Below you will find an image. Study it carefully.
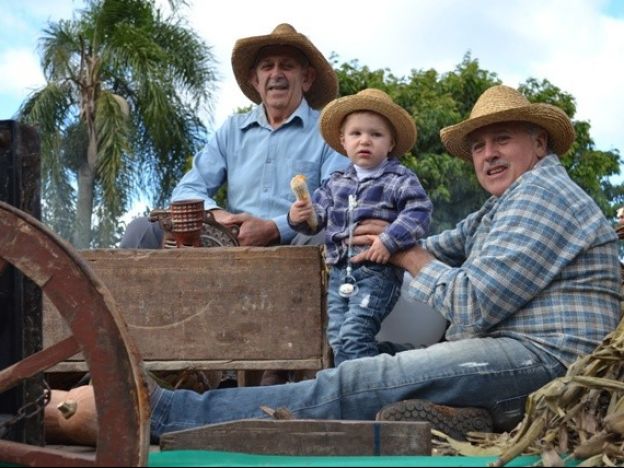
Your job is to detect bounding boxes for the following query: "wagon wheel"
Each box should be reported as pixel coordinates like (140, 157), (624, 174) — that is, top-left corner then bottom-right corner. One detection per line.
(0, 201), (149, 466)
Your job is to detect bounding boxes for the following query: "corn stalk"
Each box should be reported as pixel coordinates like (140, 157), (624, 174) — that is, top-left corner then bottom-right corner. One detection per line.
(439, 291), (624, 467)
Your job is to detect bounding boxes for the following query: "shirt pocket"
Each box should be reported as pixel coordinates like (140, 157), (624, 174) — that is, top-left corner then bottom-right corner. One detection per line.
(286, 161), (320, 200)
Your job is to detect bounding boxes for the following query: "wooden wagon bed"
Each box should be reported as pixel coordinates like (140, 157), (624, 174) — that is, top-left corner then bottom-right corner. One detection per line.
(43, 246), (331, 381)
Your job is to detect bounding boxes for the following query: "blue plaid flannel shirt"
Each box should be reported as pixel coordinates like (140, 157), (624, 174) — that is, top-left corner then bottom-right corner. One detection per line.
(407, 154), (621, 366)
(290, 158), (432, 265)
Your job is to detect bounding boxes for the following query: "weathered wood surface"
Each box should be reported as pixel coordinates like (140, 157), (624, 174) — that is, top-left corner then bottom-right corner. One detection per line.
(0, 120), (43, 445)
(43, 246), (329, 371)
(159, 419), (432, 456)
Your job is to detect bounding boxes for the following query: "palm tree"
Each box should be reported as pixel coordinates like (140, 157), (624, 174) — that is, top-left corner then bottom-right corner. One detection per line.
(19, 0), (217, 248)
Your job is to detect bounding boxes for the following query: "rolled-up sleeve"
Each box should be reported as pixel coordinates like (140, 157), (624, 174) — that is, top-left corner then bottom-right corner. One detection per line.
(171, 127), (228, 209)
(407, 185), (602, 335)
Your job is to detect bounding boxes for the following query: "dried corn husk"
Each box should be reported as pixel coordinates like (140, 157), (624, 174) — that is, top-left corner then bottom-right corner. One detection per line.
(290, 174), (318, 230)
(437, 308), (624, 466)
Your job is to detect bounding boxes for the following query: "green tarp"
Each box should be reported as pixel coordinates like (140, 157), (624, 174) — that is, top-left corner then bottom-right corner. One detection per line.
(147, 451), (544, 467)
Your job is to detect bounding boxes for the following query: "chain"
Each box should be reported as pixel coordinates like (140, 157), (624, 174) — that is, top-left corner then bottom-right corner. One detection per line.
(0, 380), (51, 438)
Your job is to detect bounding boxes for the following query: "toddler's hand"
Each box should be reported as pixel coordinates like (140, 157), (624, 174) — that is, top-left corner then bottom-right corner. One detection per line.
(366, 237), (391, 264)
(289, 200), (314, 225)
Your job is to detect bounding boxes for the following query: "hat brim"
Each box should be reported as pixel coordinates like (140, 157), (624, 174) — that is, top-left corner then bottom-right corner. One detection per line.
(320, 95), (417, 157)
(231, 33), (337, 109)
(440, 104), (575, 161)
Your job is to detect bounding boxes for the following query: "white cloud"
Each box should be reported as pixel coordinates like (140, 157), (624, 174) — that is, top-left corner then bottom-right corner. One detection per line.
(1, 0), (623, 156)
(526, 10), (624, 152)
(182, 0), (624, 158)
(0, 48), (44, 93)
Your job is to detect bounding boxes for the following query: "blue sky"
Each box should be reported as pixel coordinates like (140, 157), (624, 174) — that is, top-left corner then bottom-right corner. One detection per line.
(605, 0), (624, 16)
(1, 0), (623, 213)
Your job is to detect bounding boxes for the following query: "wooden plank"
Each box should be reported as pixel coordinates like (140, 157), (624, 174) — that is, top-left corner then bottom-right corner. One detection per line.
(159, 419), (432, 456)
(43, 246), (327, 369)
(46, 359), (323, 373)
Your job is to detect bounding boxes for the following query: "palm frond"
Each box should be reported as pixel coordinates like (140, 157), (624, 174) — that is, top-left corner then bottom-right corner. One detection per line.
(152, 20), (218, 107)
(39, 20), (82, 83)
(95, 91), (132, 213)
(18, 83), (74, 134)
(21, 0), (217, 245)
(90, 0), (152, 50)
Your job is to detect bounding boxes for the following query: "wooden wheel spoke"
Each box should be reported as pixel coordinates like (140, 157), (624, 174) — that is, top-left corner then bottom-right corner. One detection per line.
(0, 201), (149, 466)
(0, 337), (80, 394)
(0, 440), (96, 467)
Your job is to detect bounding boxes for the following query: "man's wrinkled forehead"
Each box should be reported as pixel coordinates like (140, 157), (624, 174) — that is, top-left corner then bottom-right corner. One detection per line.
(253, 45), (309, 67)
(467, 121), (527, 143)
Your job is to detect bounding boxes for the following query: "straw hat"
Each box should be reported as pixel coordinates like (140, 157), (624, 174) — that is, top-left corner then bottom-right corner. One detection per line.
(320, 88), (417, 157)
(231, 23), (338, 109)
(440, 85), (575, 161)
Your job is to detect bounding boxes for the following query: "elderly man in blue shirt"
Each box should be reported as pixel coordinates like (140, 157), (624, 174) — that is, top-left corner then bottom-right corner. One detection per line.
(121, 23), (348, 248)
(121, 23), (349, 387)
(52, 85), (621, 443)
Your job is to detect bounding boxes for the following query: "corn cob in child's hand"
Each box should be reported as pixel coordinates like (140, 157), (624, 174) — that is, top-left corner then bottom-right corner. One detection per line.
(290, 174), (318, 230)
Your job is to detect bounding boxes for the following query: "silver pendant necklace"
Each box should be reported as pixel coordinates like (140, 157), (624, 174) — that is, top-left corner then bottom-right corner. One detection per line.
(339, 194), (358, 298)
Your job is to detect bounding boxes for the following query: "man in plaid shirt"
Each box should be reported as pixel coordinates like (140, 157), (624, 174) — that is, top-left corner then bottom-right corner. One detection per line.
(366, 85), (621, 435)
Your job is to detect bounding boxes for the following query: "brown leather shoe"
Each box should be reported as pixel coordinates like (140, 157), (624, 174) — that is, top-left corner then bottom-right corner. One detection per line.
(375, 399), (493, 441)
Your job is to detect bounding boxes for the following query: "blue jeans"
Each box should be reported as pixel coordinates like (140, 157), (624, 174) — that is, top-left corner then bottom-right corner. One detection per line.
(327, 263), (402, 365)
(150, 336), (566, 440)
(120, 216), (164, 248)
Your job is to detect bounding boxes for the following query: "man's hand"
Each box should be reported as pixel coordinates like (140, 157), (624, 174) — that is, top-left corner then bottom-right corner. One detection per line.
(210, 209), (279, 246)
(390, 246), (434, 277)
(351, 219), (389, 246)
(209, 209), (242, 227)
(348, 219), (388, 263)
(348, 218), (434, 276)
(361, 237), (391, 264)
(236, 216), (280, 246)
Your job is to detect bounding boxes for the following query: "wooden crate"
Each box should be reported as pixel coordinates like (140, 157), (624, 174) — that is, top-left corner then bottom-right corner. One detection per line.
(43, 246), (329, 373)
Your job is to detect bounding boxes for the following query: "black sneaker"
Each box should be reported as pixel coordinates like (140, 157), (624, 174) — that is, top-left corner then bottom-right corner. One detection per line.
(375, 399), (493, 441)
(218, 370), (239, 388)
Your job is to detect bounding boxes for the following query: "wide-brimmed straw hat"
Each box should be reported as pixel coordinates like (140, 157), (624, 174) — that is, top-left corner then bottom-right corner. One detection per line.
(320, 88), (417, 157)
(231, 23), (338, 109)
(440, 85), (575, 161)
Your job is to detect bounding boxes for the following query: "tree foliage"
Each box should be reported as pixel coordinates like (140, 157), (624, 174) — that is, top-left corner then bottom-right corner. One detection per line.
(18, 0), (217, 247)
(334, 53), (623, 233)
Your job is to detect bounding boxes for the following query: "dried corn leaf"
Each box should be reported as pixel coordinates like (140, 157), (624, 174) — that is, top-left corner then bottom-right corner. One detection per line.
(604, 411), (624, 435)
(572, 431), (610, 459)
(576, 454), (606, 467)
(431, 429), (502, 457)
(541, 445), (564, 467)
(571, 375), (624, 392)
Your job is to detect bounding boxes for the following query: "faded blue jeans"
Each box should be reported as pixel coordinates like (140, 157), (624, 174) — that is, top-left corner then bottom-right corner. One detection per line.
(327, 263), (402, 365)
(150, 336), (566, 440)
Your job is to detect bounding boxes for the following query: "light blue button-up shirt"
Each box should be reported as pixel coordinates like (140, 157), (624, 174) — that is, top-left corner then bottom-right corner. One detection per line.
(172, 99), (349, 243)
